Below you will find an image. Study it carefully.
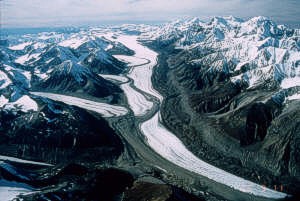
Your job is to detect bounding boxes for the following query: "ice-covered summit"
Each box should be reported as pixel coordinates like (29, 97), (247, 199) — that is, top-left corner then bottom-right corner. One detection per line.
(141, 16), (300, 93)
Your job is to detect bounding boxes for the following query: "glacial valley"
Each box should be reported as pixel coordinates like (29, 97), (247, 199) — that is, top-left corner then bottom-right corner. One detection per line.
(0, 17), (299, 201)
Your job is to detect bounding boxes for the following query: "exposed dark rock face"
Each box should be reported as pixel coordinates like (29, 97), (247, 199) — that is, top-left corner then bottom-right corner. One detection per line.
(0, 39), (9, 47)
(29, 45), (77, 73)
(107, 41), (135, 56)
(241, 97), (285, 146)
(18, 166), (134, 201)
(163, 47), (245, 115)
(152, 44), (300, 196)
(32, 60), (123, 102)
(242, 102), (273, 146)
(124, 182), (205, 201)
(0, 97), (124, 164)
(10, 163), (208, 201)
(261, 101), (300, 178)
(81, 50), (126, 75)
(189, 82), (241, 113)
(20, 42), (127, 104)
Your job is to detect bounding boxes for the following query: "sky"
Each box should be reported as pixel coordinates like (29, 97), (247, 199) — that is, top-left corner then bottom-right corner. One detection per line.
(1, 0), (300, 28)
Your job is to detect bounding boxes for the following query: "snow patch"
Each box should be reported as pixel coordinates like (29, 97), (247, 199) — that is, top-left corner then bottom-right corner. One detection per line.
(9, 42), (32, 50)
(4, 95), (38, 112)
(4, 65), (32, 88)
(34, 69), (50, 80)
(0, 95), (9, 107)
(287, 93), (300, 101)
(59, 37), (87, 49)
(33, 42), (47, 49)
(15, 53), (40, 65)
(105, 44), (113, 51)
(281, 77), (300, 89)
(0, 70), (12, 89)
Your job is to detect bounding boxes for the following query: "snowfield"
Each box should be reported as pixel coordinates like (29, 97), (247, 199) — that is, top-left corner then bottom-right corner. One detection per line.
(31, 92), (128, 117)
(59, 37), (87, 49)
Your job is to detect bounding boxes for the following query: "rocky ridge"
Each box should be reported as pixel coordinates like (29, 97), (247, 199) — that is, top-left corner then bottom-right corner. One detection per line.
(143, 16), (300, 196)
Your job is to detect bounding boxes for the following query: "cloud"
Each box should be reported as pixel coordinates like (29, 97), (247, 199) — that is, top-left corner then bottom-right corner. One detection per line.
(1, 0), (300, 27)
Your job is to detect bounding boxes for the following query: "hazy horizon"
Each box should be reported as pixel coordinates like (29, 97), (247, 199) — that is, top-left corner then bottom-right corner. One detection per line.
(1, 0), (300, 28)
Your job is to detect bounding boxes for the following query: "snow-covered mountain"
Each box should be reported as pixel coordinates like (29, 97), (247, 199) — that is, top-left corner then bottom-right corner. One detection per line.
(0, 28), (130, 113)
(1, 17), (300, 200)
(34, 59), (122, 99)
(138, 17), (300, 196)
(141, 16), (300, 100)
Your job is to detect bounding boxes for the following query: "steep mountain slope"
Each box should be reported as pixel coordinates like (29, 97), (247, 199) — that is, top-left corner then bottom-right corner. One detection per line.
(81, 49), (125, 74)
(33, 60), (122, 101)
(0, 29), (132, 201)
(146, 16), (300, 195)
(144, 16), (300, 92)
(1, 30), (129, 106)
